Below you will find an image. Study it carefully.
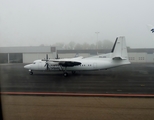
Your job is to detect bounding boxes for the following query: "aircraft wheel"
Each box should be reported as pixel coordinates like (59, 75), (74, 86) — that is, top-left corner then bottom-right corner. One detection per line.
(29, 71), (33, 75)
(63, 72), (68, 77)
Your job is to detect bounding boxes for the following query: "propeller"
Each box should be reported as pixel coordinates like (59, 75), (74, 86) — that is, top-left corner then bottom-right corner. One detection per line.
(44, 62), (49, 70)
(55, 53), (60, 59)
(46, 54), (48, 60)
(44, 54), (49, 70)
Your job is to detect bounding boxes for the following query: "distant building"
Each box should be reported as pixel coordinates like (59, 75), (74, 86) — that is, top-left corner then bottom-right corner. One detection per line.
(0, 46), (56, 63)
(0, 46), (154, 63)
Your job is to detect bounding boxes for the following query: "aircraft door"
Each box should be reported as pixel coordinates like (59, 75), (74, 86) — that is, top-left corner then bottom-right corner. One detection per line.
(93, 63), (97, 69)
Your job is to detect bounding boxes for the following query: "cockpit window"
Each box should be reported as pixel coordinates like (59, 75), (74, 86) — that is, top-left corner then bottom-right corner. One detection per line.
(33, 62), (36, 64)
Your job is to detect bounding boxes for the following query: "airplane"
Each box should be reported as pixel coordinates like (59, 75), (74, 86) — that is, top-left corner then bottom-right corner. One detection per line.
(147, 24), (154, 33)
(24, 36), (130, 77)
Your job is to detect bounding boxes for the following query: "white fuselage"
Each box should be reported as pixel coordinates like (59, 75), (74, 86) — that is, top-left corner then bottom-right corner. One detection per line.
(24, 57), (130, 72)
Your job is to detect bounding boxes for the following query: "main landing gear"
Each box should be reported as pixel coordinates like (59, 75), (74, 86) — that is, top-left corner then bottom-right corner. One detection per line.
(63, 71), (76, 77)
(63, 72), (68, 77)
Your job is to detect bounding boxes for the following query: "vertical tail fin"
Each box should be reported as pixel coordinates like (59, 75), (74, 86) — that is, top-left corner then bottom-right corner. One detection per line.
(111, 36), (128, 60)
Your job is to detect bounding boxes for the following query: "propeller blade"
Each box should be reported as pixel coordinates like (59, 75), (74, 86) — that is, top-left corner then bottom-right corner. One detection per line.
(47, 63), (49, 70)
(44, 54), (50, 70)
(46, 54), (48, 60)
(57, 54), (58, 59)
(44, 62), (49, 70)
(55, 53), (59, 59)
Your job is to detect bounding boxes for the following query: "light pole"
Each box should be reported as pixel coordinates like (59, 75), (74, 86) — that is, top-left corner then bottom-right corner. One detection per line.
(95, 32), (99, 50)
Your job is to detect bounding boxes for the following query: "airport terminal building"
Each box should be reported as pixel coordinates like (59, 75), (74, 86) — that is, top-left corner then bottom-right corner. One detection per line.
(0, 46), (154, 63)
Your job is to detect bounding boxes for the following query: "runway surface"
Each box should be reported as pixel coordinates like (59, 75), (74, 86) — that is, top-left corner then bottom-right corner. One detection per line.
(1, 63), (154, 95)
(2, 63), (154, 120)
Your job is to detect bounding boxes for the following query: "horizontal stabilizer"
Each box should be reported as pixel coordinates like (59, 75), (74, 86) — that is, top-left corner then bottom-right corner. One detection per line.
(112, 57), (127, 60)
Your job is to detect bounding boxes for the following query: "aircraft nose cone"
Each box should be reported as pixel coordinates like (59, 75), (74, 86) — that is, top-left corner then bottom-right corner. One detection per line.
(24, 65), (31, 69)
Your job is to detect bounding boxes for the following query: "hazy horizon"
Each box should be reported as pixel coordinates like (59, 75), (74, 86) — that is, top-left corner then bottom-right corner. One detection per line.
(1, 0), (154, 48)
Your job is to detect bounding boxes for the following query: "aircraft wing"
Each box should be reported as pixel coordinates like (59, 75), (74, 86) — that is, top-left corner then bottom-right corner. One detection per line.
(52, 59), (81, 67)
(58, 61), (81, 67)
(48, 58), (82, 67)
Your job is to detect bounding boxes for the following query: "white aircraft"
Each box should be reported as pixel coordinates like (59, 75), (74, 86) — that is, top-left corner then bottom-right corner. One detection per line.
(24, 36), (130, 77)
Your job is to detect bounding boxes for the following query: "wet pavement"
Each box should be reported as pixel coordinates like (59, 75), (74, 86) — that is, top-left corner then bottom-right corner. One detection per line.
(0, 63), (154, 94)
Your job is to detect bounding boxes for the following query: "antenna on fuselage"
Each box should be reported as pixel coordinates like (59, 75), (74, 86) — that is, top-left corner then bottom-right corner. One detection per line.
(55, 53), (60, 59)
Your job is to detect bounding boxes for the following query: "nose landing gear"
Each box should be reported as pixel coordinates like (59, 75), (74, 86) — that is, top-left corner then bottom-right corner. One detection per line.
(29, 70), (33, 75)
(29, 71), (33, 75)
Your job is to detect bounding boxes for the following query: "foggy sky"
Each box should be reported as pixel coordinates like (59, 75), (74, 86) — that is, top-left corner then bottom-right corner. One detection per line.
(0, 0), (154, 48)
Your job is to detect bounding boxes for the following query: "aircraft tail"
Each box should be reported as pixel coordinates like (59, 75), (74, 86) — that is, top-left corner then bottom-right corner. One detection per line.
(111, 36), (129, 60)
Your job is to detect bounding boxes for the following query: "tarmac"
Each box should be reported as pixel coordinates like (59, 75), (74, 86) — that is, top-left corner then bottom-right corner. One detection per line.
(1, 63), (154, 120)
(0, 63), (154, 95)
